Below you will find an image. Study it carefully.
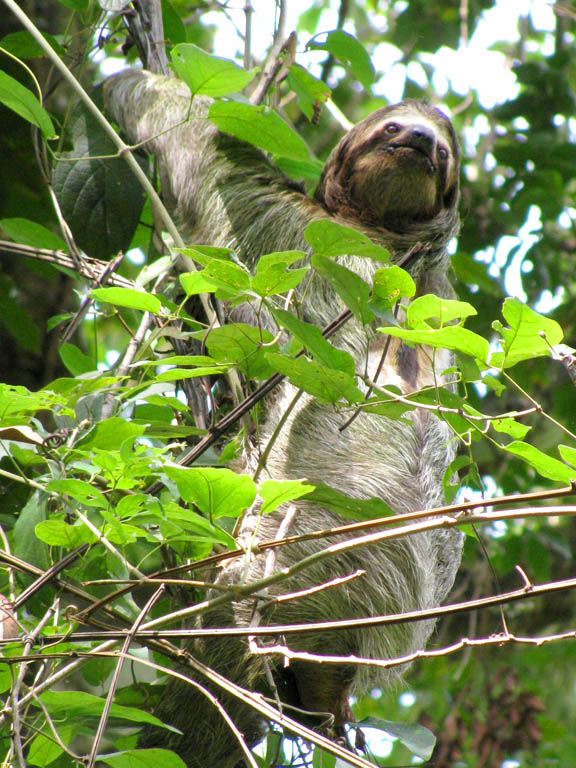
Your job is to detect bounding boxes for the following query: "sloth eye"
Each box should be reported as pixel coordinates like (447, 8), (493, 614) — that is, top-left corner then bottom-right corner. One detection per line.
(385, 123), (400, 134)
(438, 147), (449, 160)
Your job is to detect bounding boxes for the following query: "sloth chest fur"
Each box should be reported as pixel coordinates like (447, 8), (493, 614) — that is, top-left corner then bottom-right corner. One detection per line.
(254, 320), (454, 517)
(369, 335), (453, 391)
(262, 379), (452, 516)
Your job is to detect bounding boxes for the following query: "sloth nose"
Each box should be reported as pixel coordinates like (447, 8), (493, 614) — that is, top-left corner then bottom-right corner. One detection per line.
(406, 124), (436, 154)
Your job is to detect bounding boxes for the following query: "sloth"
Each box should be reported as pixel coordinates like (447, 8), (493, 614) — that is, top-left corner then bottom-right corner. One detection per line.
(104, 72), (463, 768)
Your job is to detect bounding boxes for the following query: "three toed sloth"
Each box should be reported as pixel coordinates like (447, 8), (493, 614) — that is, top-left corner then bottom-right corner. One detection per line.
(105, 72), (462, 768)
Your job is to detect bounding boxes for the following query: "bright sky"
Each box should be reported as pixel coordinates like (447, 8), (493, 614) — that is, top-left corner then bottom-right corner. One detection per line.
(204, 0), (556, 108)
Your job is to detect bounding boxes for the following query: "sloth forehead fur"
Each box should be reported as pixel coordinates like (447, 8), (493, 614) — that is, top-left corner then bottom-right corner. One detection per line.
(315, 99), (460, 232)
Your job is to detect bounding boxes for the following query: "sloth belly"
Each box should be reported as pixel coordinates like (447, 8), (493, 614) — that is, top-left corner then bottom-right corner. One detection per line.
(230, 331), (458, 726)
(260, 332), (454, 515)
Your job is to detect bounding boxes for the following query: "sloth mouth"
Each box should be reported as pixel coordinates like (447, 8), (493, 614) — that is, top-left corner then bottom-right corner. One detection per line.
(386, 144), (437, 173)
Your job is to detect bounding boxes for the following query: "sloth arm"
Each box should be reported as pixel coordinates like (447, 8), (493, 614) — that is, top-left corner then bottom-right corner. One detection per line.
(104, 71), (317, 262)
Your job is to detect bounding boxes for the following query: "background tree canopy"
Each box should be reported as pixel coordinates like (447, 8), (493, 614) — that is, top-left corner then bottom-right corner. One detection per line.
(1, 1), (576, 766)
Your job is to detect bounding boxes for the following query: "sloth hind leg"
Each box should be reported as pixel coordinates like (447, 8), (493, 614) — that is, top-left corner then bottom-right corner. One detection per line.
(288, 660), (356, 727)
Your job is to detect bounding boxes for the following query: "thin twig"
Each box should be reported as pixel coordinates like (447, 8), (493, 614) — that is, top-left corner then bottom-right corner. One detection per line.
(0, 240), (135, 288)
(17, 568), (576, 646)
(249, 625), (576, 671)
(86, 585), (166, 768)
(91, 504), (576, 636)
(243, 0), (253, 71)
(61, 251), (126, 344)
(250, 0), (289, 105)
(10, 604), (57, 767)
(12, 546), (89, 611)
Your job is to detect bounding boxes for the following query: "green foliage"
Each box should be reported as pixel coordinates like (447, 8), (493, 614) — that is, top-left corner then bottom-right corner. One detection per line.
(170, 43), (258, 97)
(52, 102), (147, 260)
(287, 63), (331, 120)
(0, 70), (56, 138)
(305, 220), (390, 261)
(1, 1), (576, 767)
(306, 30), (375, 90)
(209, 101), (312, 160)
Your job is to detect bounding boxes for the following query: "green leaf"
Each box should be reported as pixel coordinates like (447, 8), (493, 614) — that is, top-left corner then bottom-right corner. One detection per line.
(200, 258), (251, 296)
(287, 63), (331, 120)
(100, 749), (187, 768)
(92, 287), (162, 314)
(47, 479), (108, 509)
(0, 71), (56, 138)
(162, 0), (187, 45)
(306, 483), (393, 521)
(313, 746), (336, 768)
(203, 323), (276, 379)
(209, 101), (311, 161)
(37, 691), (174, 728)
(359, 717), (436, 760)
(137, 355), (216, 367)
(491, 298), (563, 369)
(164, 466), (256, 519)
(115, 495), (147, 518)
(305, 220), (389, 261)
(370, 266), (416, 314)
(259, 480), (315, 515)
(559, 444), (576, 469)
(35, 519), (97, 547)
(161, 503), (236, 548)
(13, 492), (50, 572)
(481, 374), (506, 396)
(407, 295), (477, 329)
(0, 30), (65, 59)
(312, 253), (373, 324)
(0, 383), (65, 420)
(271, 308), (355, 374)
(251, 251), (309, 297)
(307, 30), (375, 89)
(179, 271), (221, 297)
(443, 454), (470, 504)
(505, 442), (575, 484)
(265, 354), (363, 405)
(492, 417), (531, 440)
(52, 101), (146, 260)
(59, 342), (95, 376)
(171, 43), (258, 97)
(145, 394), (190, 412)
(77, 418), (146, 450)
(180, 246), (236, 264)
(275, 155), (324, 184)
(0, 218), (68, 251)
(156, 366), (230, 382)
(27, 725), (72, 767)
(379, 325), (490, 364)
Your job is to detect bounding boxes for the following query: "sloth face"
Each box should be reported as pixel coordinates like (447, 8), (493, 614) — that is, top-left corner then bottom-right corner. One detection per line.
(315, 100), (460, 232)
